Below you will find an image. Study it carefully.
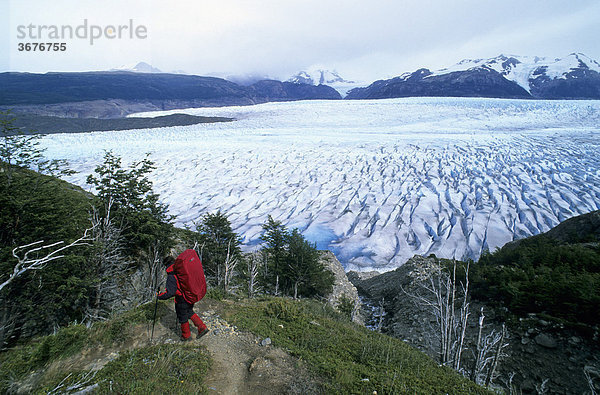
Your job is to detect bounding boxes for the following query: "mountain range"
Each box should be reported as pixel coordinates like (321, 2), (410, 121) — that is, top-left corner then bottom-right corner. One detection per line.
(0, 71), (341, 117)
(346, 53), (600, 100)
(2, 53), (600, 118)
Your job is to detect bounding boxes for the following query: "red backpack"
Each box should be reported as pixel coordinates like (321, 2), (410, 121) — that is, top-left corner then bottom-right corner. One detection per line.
(173, 249), (207, 304)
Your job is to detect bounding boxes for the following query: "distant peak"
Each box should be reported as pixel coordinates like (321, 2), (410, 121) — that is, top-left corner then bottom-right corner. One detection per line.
(431, 53), (600, 92)
(288, 68), (355, 86)
(111, 62), (162, 73)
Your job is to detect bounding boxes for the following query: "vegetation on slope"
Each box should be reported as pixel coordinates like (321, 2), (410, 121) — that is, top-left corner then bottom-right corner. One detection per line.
(470, 211), (600, 332)
(225, 296), (490, 394)
(0, 301), (211, 394)
(0, 165), (94, 340)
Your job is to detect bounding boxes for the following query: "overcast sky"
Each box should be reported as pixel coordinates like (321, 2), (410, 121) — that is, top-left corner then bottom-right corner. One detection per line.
(1, 0), (599, 82)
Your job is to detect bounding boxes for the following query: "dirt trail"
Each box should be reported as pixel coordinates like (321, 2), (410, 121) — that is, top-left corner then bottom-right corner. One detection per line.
(152, 299), (316, 394)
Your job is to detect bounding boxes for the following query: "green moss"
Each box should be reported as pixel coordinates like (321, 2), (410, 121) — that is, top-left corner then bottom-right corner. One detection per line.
(225, 297), (490, 394)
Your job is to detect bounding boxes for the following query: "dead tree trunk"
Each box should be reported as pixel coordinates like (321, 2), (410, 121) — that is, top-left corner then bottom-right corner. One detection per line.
(223, 238), (238, 294)
(247, 251), (260, 298)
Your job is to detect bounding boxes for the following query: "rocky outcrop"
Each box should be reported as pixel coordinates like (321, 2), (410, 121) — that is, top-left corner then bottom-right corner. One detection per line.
(249, 80), (341, 101)
(318, 251), (362, 324)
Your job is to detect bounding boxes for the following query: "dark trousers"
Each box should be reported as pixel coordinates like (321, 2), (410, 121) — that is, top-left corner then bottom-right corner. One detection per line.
(175, 296), (195, 324)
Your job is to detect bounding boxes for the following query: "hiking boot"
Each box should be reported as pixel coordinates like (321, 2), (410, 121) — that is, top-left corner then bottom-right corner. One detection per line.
(181, 335), (193, 342)
(197, 328), (209, 339)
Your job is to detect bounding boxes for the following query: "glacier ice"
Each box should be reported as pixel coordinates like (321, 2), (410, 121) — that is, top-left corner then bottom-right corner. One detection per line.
(40, 97), (600, 272)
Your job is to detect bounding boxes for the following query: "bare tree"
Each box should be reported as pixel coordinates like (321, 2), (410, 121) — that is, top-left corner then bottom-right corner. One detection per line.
(485, 323), (507, 388)
(0, 304), (17, 351)
(247, 250), (262, 298)
(85, 200), (131, 322)
(223, 238), (239, 294)
(405, 261), (470, 369)
(0, 226), (95, 293)
(133, 242), (164, 306)
(584, 365), (599, 395)
(47, 369), (99, 394)
(193, 240), (206, 263)
(470, 308), (509, 386)
(404, 259), (508, 388)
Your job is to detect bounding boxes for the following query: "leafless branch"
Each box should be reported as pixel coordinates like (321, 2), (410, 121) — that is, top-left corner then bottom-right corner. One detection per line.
(0, 225), (96, 293)
(584, 365), (599, 395)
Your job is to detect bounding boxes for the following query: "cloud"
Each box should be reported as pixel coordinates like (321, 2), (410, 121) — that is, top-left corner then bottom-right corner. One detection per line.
(4, 0), (600, 82)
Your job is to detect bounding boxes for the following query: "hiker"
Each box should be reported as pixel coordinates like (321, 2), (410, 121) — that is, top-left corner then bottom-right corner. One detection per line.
(158, 249), (209, 341)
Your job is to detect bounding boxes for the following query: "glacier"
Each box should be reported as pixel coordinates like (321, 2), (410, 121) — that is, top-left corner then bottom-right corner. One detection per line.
(39, 97), (600, 272)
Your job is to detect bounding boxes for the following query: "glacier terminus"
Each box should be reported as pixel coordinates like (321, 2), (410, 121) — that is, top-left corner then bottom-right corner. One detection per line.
(40, 97), (600, 272)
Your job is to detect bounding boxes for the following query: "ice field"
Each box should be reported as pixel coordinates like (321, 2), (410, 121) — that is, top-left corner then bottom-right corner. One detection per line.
(41, 97), (600, 271)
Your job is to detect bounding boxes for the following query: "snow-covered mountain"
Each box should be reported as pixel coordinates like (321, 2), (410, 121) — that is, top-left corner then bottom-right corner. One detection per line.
(288, 69), (351, 85)
(433, 53), (600, 93)
(288, 68), (364, 97)
(347, 53), (600, 100)
(111, 62), (163, 73)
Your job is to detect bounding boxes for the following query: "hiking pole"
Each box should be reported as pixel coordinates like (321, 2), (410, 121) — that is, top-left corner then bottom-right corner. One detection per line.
(150, 288), (159, 342)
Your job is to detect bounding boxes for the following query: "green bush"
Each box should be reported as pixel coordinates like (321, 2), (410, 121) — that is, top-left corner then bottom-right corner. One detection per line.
(0, 301), (168, 393)
(205, 287), (228, 301)
(470, 234), (600, 330)
(337, 295), (355, 320)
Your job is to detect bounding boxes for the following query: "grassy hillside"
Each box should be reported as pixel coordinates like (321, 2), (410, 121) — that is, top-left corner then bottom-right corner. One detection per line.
(0, 296), (489, 394)
(225, 297), (488, 394)
(0, 302), (211, 393)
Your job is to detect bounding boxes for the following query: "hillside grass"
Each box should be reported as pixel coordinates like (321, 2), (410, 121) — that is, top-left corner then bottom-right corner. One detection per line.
(0, 301), (209, 393)
(224, 296), (490, 394)
(44, 343), (211, 394)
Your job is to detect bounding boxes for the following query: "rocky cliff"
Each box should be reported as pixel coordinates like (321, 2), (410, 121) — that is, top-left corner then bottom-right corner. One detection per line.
(318, 250), (362, 324)
(349, 255), (600, 394)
